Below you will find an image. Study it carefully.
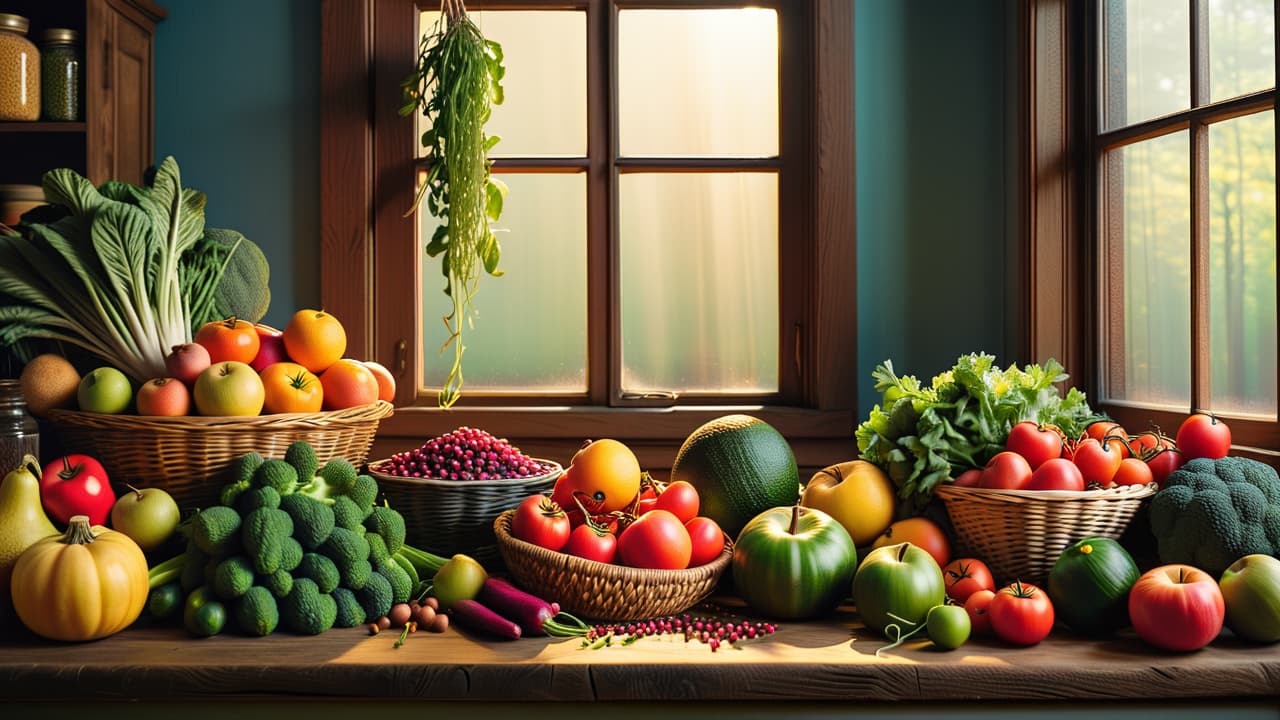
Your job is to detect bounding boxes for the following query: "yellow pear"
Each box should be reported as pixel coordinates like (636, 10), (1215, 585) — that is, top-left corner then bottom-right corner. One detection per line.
(0, 455), (59, 599)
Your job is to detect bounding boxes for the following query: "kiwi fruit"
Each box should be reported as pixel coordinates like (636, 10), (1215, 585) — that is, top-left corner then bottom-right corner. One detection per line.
(18, 354), (81, 417)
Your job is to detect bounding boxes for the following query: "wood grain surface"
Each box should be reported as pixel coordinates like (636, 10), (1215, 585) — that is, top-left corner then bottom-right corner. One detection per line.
(1, 600), (1277, 702)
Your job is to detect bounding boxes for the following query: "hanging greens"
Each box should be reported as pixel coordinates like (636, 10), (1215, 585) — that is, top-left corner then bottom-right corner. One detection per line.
(400, 0), (507, 409)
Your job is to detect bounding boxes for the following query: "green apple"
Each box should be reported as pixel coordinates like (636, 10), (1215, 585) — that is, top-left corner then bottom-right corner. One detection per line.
(852, 542), (946, 638)
(110, 485), (181, 552)
(732, 504), (858, 619)
(1219, 554), (1280, 643)
(77, 366), (132, 414)
(799, 460), (895, 546)
(926, 604), (971, 650)
(432, 554), (487, 609)
(193, 361), (265, 416)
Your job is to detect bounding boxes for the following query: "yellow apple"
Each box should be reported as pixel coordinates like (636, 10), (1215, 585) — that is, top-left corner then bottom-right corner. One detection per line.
(799, 460), (894, 546)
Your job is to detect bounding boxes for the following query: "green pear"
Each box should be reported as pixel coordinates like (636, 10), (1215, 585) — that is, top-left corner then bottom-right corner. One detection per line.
(0, 455), (59, 600)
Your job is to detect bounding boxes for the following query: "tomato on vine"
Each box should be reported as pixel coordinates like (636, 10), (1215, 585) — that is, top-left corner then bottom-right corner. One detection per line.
(562, 516), (617, 564)
(989, 580), (1055, 646)
(1176, 413), (1232, 460)
(943, 558), (996, 603)
(654, 480), (700, 523)
(510, 495), (571, 552)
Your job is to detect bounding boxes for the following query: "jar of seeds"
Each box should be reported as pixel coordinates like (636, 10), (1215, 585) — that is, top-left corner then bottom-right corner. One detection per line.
(0, 379), (38, 474)
(40, 28), (80, 121)
(0, 14), (39, 121)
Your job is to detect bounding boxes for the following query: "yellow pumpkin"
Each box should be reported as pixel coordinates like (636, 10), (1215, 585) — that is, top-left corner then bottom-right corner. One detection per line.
(11, 515), (149, 641)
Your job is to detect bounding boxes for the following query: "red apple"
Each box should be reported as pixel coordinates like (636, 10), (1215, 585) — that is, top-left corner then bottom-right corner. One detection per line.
(250, 324), (289, 372)
(40, 455), (115, 526)
(1129, 564), (1225, 651)
(165, 343), (211, 387)
(136, 377), (191, 416)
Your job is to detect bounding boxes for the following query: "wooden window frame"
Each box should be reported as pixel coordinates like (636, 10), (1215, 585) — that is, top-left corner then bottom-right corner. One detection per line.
(320, 0), (856, 470)
(1021, 0), (1280, 459)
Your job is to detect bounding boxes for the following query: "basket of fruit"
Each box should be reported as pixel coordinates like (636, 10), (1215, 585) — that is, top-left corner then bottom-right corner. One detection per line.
(492, 510), (733, 621)
(366, 427), (562, 565)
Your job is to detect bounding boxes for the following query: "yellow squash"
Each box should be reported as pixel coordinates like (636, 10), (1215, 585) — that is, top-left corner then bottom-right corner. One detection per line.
(11, 515), (148, 641)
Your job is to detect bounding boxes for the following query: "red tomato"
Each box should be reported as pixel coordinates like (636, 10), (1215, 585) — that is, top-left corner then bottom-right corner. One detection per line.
(617, 509), (692, 569)
(510, 495), (571, 552)
(561, 521), (617, 564)
(194, 317), (261, 365)
(1144, 447), (1186, 488)
(964, 589), (996, 636)
(1071, 438), (1123, 488)
(40, 454), (115, 526)
(988, 580), (1055, 646)
(1128, 564), (1224, 651)
(951, 468), (982, 488)
(653, 480), (700, 523)
(943, 558), (996, 603)
(1112, 457), (1154, 487)
(979, 451), (1032, 490)
(684, 516), (726, 567)
(1004, 421), (1063, 470)
(1025, 457), (1085, 491)
(1128, 431), (1168, 455)
(1175, 413), (1232, 460)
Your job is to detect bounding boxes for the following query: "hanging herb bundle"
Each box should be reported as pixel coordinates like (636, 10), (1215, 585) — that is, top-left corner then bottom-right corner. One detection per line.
(400, 0), (507, 409)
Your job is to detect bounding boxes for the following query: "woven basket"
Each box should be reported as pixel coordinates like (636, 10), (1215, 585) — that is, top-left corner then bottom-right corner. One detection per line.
(368, 460), (562, 567)
(935, 482), (1156, 585)
(47, 401), (394, 509)
(493, 510), (733, 621)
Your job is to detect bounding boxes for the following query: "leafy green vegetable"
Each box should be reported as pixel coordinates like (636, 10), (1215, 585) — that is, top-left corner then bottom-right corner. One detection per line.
(855, 353), (1100, 514)
(399, 1), (507, 408)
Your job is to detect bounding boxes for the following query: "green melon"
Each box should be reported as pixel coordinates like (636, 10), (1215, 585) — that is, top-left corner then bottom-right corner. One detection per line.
(1047, 537), (1140, 637)
(670, 414), (800, 537)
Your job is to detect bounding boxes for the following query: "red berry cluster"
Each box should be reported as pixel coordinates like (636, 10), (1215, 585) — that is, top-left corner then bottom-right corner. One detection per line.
(581, 614), (777, 652)
(378, 426), (548, 480)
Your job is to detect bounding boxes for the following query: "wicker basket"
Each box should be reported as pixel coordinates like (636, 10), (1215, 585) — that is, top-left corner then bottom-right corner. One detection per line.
(368, 460), (562, 567)
(935, 482), (1156, 585)
(47, 401), (394, 509)
(493, 510), (733, 621)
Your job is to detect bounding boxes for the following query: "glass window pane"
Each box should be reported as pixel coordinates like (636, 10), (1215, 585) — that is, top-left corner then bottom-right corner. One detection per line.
(618, 9), (778, 157)
(1103, 0), (1191, 131)
(420, 173), (587, 393)
(1208, 0), (1276, 104)
(417, 11), (586, 157)
(1209, 111), (1277, 417)
(1103, 132), (1192, 408)
(619, 173), (778, 394)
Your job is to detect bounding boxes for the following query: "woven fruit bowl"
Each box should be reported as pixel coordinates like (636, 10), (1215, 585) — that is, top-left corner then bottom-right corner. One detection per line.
(493, 510), (733, 621)
(46, 400), (394, 509)
(368, 459), (562, 567)
(935, 482), (1157, 586)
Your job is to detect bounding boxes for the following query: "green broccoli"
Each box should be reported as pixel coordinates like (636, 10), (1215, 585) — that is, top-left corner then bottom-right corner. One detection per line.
(331, 587), (366, 628)
(258, 569), (293, 598)
(354, 571), (393, 622)
(241, 507), (295, 574)
(349, 474), (378, 515)
(253, 459), (299, 495)
(280, 578), (337, 635)
(220, 452), (265, 507)
(284, 441), (319, 485)
(296, 458), (357, 504)
(331, 495), (365, 532)
(320, 527), (372, 590)
(234, 486), (281, 515)
(212, 555), (255, 600)
(366, 532), (391, 570)
(1150, 456), (1280, 576)
(377, 562), (412, 604)
(191, 506), (243, 556)
(280, 537), (304, 572)
(364, 506), (406, 555)
(279, 493), (335, 550)
(234, 586), (279, 636)
(180, 541), (210, 592)
(295, 553), (341, 594)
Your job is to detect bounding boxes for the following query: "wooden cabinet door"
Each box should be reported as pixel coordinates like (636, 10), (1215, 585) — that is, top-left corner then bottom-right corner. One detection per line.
(86, 0), (160, 185)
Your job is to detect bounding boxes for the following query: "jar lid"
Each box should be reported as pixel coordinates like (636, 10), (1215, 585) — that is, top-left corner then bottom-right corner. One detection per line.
(0, 13), (30, 33)
(0, 184), (45, 203)
(42, 28), (79, 44)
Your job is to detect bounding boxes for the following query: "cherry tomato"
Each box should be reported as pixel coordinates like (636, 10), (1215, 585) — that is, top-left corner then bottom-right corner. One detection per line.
(1025, 457), (1085, 491)
(1004, 422), (1063, 470)
(617, 509), (692, 570)
(1144, 447), (1186, 488)
(561, 520), (617, 564)
(1071, 438), (1123, 488)
(988, 580), (1055, 646)
(653, 480), (700, 523)
(964, 588), (996, 636)
(684, 516), (726, 567)
(979, 451), (1032, 490)
(510, 495), (571, 552)
(943, 558), (996, 603)
(1175, 413), (1232, 460)
(1112, 457), (1154, 487)
(1128, 431), (1168, 455)
(635, 483), (659, 515)
(951, 468), (982, 488)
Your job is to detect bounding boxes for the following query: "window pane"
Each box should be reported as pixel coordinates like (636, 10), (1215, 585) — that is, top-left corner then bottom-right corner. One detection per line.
(1208, 0), (1276, 104)
(619, 173), (778, 394)
(1103, 132), (1191, 408)
(417, 11), (586, 157)
(618, 9), (778, 157)
(1209, 111), (1277, 417)
(1103, 0), (1190, 131)
(420, 173), (587, 393)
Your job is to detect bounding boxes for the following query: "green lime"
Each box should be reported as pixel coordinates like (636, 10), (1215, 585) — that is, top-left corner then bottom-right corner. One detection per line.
(185, 601), (227, 637)
(148, 582), (183, 620)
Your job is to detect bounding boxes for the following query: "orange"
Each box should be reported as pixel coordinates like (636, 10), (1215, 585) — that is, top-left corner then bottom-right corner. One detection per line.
(260, 362), (323, 414)
(872, 517), (952, 569)
(282, 310), (347, 373)
(195, 317), (260, 365)
(362, 360), (397, 403)
(557, 438), (642, 514)
(319, 359), (379, 410)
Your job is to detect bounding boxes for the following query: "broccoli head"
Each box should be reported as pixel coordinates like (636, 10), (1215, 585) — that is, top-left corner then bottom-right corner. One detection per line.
(220, 452), (265, 507)
(320, 527), (372, 589)
(234, 486), (281, 515)
(377, 562), (412, 605)
(349, 474), (378, 515)
(258, 568), (294, 598)
(212, 555), (255, 600)
(364, 506), (406, 555)
(191, 506), (242, 556)
(279, 493), (335, 550)
(253, 459), (299, 495)
(366, 532), (391, 570)
(296, 458), (357, 504)
(234, 586), (279, 636)
(1149, 456), (1280, 576)
(331, 495), (365, 532)
(280, 578), (337, 635)
(241, 507), (295, 574)
(296, 553), (341, 594)
(284, 441), (319, 485)
(280, 537), (304, 572)
(331, 587), (366, 628)
(354, 571), (393, 622)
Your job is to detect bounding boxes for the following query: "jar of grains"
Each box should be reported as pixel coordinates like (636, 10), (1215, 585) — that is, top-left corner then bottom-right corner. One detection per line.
(40, 28), (80, 121)
(0, 379), (39, 475)
(0, 14), (39, 121)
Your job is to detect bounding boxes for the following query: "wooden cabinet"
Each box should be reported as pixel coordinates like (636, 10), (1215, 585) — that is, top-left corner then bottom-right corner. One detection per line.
(0, 0), (164, 187)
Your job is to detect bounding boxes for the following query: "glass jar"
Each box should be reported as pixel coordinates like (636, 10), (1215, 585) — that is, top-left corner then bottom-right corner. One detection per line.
(0, 379), (39, 475)
(0, 14), (39, 121)
(40, 28), (80, 121)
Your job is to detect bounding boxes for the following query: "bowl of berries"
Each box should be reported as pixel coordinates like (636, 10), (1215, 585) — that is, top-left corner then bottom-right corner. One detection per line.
(367, 427), (562, 566)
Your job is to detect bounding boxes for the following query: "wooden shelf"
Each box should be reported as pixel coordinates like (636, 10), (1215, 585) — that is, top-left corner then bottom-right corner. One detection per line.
(0, 121), (87, 133)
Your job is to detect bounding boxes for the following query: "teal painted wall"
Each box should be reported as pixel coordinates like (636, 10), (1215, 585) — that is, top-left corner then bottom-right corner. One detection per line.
(854, 0), (1014, 412)
(154, 0), (320, 330)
